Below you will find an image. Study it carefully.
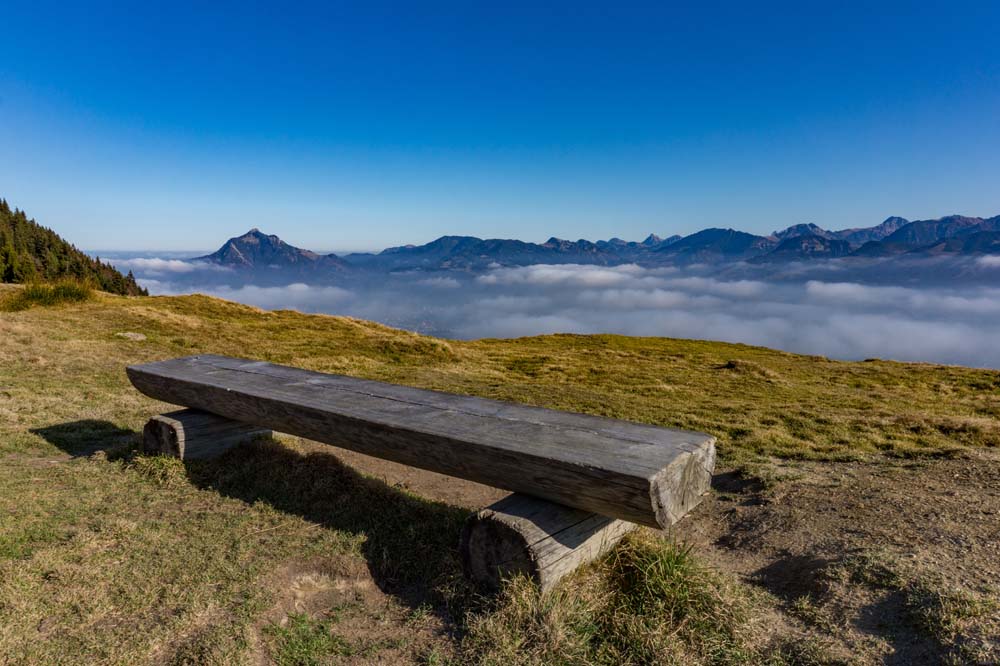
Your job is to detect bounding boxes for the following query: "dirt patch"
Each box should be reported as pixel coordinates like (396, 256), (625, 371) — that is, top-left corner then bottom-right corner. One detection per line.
(264, 557), (378, 622)
(674, 450), (1000, 664)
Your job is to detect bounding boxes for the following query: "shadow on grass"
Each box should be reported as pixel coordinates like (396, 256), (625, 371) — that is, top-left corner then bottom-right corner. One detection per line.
(854, 589), (942, 666)
(30, 419), (138, 458)
(753, 552), (950, 665)
(186, 437), (473, 614)
(33, 420), (473, 621)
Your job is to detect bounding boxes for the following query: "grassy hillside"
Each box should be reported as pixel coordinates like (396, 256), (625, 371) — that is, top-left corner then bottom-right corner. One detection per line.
(1, 287), (997, 664)
(0, 200), (146, 296)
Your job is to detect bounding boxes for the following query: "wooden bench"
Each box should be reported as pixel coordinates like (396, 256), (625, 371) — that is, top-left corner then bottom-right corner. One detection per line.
(128, 354), (716, 590)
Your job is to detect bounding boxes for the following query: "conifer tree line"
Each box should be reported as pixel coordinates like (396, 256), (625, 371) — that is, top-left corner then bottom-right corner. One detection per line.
(0, 198), (147, 296)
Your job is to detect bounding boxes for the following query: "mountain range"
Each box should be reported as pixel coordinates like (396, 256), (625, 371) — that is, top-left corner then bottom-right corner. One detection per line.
(196, 214), (1000, 275)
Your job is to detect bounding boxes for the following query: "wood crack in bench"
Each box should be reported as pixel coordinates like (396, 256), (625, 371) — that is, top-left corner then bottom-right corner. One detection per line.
(127, 354), (716, 590)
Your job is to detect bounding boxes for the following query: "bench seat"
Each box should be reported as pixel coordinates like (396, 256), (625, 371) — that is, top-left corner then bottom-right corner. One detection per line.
(127, 354), (715, 529)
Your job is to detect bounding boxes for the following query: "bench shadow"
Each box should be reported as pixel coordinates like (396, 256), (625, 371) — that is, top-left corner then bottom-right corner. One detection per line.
(183, 436), (472, 614)
(751, 552), (949, 665)
(31, 420), (473, 620)
(30, 420), (139, 458)
(854, 590), (943, 665)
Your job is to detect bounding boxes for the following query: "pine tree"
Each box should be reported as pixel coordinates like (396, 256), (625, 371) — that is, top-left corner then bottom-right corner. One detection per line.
(1, 236), (18, 283)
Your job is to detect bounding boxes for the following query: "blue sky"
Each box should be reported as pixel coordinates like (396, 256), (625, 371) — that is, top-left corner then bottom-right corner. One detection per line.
(1, 1), (998, 252)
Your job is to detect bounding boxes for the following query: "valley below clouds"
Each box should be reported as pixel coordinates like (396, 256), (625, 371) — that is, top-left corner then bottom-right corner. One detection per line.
(119, 259), (1000, 369)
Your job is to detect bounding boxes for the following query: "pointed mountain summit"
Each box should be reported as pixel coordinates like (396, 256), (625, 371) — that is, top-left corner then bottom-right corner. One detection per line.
(639, 233), (681, 248)
(197, 229), (346, 270)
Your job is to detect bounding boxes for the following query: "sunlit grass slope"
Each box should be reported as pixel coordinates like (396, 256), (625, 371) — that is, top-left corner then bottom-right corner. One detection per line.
(3, 288), (996, 462)
(1, 287), (998, 664)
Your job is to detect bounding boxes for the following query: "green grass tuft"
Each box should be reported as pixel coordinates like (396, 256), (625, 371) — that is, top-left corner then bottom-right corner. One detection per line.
(464, 532), (774, 665)
(127, 454), (189, 486)
(1, 280), (93, 311)
(264, 613), (353, 666)
(599, 534), (761, 665)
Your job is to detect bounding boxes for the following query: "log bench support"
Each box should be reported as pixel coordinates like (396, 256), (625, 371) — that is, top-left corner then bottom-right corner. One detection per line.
(462, 493), (636, 590)
(142, 409), (271, 460)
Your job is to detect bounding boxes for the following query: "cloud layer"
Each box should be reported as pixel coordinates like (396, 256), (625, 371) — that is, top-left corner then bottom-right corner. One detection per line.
(114, 257), (231, 275)
(130, 261), (1000, 369)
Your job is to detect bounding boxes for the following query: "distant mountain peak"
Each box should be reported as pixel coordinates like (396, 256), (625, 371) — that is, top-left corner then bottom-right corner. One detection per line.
(881, 215), (994, 247)
(754, 233), (852, 262)
(833, 216), (910, 245)
(197, 229), (345, 272)
(657, 227), (776, 261)
(772, 223), (832, 241)
(235, 227), (270, 239)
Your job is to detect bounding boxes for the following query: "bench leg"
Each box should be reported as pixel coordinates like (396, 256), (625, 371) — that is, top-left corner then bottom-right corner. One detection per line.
(142, 409), (271, 460)
(461, 493), (636, 592)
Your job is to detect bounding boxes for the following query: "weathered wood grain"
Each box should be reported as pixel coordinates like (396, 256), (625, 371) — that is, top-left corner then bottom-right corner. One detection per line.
(142, 408), (271, 460)
(127, 354), (716, 528)
(462, 493), (637, 591)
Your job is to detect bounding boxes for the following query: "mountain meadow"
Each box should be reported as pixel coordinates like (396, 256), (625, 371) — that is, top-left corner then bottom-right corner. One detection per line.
(1, 284), (998, 665)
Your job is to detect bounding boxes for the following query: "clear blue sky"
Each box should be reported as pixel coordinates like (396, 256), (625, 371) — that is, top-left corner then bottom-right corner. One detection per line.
(1, 1), (998, 252)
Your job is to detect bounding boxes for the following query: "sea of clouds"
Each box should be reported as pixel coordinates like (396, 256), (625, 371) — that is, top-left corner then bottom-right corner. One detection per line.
(114, 258), (1000, 369)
